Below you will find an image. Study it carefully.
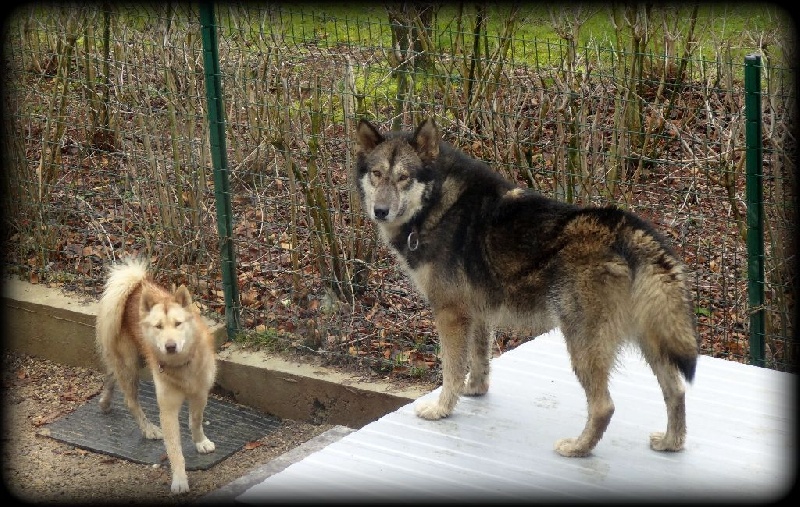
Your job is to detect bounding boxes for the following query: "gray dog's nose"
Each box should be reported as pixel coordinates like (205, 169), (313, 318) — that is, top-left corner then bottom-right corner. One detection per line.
(373, 207), (389, 220)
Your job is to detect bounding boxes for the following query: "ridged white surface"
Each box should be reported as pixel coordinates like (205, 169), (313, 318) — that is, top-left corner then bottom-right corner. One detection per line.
(237, 329), (796, 503)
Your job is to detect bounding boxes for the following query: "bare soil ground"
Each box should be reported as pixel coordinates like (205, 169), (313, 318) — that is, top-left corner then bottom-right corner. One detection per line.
(1, 351), (333, 504)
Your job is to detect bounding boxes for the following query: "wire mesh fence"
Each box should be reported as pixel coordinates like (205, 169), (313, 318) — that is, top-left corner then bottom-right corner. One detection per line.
(2, 4), (796, 378)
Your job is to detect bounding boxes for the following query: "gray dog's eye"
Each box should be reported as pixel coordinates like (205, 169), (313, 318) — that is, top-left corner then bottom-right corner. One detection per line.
(396, 174), (408, 182)
(371, 170), (382, 178)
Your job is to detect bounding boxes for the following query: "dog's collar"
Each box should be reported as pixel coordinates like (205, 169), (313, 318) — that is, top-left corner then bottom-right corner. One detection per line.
(158, 358), (192, 373)
(407, 227), (420, 251)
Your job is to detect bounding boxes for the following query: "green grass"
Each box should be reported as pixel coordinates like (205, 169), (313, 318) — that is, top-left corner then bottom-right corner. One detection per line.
(272, 3), (791, 66)
(205, 2), (791, 116)
(10, 2), (790, 67)
(232, 326), (289, 352)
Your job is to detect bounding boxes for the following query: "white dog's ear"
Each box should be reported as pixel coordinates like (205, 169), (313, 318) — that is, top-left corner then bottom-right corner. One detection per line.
(174, 285), (192, 308)
(356, 119), (383, 152)
(413, 118), (439, 161)
(140, 286), (158, 313)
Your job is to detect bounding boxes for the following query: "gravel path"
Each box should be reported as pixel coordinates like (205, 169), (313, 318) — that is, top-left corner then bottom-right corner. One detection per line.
(2, 352), (333, 504)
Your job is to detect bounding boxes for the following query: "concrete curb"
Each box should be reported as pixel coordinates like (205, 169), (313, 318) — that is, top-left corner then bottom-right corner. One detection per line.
(1, 278), (430, 429)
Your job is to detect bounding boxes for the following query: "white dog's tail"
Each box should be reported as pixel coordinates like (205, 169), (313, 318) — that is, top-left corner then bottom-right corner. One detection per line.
(95, 257), (150, 355)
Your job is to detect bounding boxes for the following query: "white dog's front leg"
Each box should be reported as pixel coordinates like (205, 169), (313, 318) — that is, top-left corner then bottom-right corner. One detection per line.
(188, 393), (215, 454)
(155, 381), (190, 494)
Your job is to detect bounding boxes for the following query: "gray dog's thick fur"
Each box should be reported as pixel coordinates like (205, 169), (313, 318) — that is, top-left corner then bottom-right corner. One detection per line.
(354, 118), (699, 457)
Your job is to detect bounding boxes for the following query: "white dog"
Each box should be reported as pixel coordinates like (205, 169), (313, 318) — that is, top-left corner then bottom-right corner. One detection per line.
(95, 257), (217, 493)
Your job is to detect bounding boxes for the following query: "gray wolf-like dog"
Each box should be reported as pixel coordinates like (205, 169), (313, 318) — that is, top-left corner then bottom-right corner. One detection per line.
(354, 118), (699, 457)
(96, 257), (217, 493)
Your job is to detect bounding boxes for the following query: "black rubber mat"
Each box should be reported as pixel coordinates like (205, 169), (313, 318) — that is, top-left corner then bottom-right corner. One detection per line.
(44, 381), (282, 470)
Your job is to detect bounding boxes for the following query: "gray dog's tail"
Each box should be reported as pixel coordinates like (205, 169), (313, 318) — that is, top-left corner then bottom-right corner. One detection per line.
(673, 346), (698, 383)
(627, 232), (700, 383)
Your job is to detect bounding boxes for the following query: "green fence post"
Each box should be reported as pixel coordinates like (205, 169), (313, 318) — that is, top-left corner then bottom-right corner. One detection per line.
(744, 54), (765, 367)
(200, 3), (240, 337)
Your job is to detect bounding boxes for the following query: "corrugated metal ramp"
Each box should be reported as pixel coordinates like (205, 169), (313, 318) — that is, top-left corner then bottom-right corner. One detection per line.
(232, 329), (796, 504)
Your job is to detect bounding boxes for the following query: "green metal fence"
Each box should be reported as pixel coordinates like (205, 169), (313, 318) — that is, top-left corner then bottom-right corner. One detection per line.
(2, 4), (796, 377)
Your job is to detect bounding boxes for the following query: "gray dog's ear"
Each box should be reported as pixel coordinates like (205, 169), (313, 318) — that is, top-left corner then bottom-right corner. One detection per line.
(356, 119), (383, 152)
(413, 118), (439, 161)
